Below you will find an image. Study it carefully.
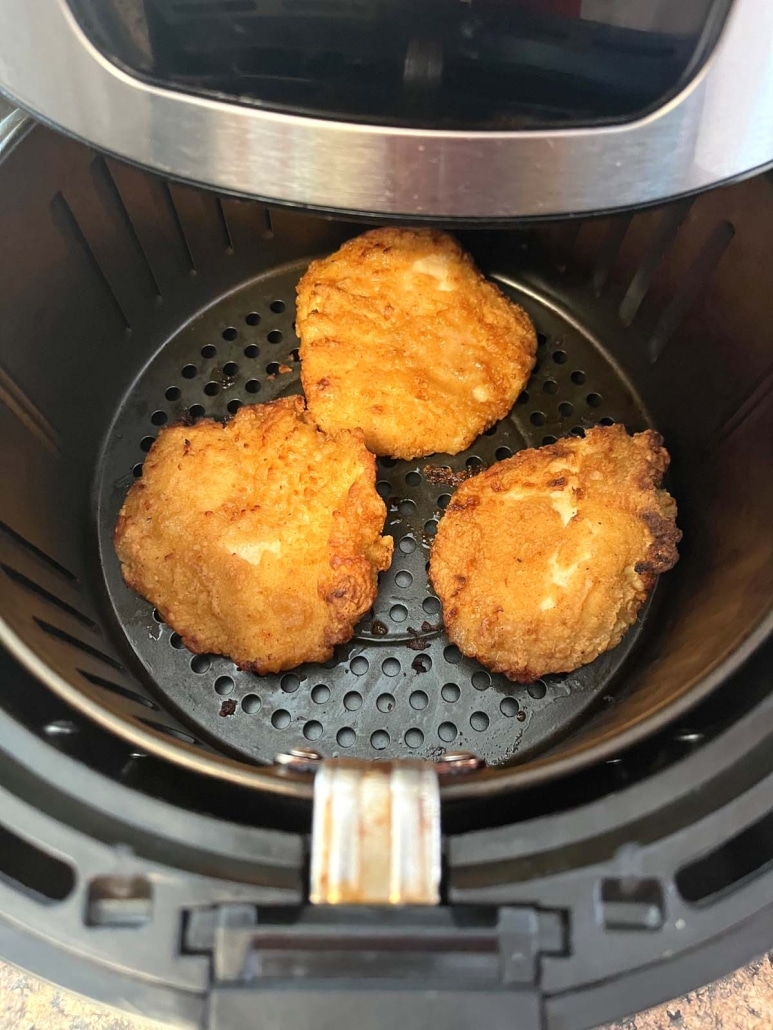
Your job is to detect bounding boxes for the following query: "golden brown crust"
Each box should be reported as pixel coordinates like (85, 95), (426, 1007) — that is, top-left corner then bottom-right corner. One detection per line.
(296, 227), (537, 459)
(429, 425), (680, 682)
(114, 397), (393, 674)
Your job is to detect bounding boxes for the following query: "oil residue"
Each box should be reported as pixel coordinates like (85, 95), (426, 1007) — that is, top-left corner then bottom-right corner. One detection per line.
(423, 464), (482, 487)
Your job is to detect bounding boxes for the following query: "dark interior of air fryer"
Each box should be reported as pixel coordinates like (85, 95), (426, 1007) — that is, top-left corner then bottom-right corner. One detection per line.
(0, 125), (771, 830)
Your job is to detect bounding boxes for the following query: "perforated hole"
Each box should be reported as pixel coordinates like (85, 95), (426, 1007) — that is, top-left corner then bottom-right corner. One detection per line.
(244, 344), (259, 358)
(337, 727), (355, 747)
(204, 382), (220, 396)
(227, 399), (243, 415)
(441, 683), (460, 702)
(223, 361), (239, 377)
(438, 722), (457, 743)
(424, 520), (438, 537)
(266, 362), (280, 376)
(245, 379), (260, 394)
(377, 693), (395, 713)
(543, 380), (558, 394)
(500, 697), (519, 717)
(270, 300), (286, 313)
(423, 596), (441, 615)
(382, 658), (400, 677)
(344, 691), (363, 711)
(371, 730), (390, 750)
(472, 671), (490, 690)
(182, 364), (197, 379)
(399, 536), (416, 554)
(169, 633), (185, 649)
(242, 694), (261, 713)
(405, 728), (424, 748)
(303, 720), (323, 740)
(558, 402), (574, 418)
(222, 327), (238, 342)
(530, 411), (546, 427)
(410, 690), (429, 710)
(350, 656), (369, 675)
(215, 676), (234, 696)
(600, 416), (615, 426)
(390, 604), (408, 623)
(188, 404), (205, 419)
(165, 386), (181, 401)
(542, 435), (557, 446)
(267, 330), (283, 344)
(271, 709), (291, 729)
(395, 570), (413, 588)
(471, 711), (490, 732)
(151, 410), (167, 426)
(405, 471), (421, 486)
(553, 350), (568, 364)
(399, 499), (416, 515)
(571, 370), (586, 384)
(437, 493), (451, 509)
(311, 684), (330, 704)
(245, 312), (260, 326)
(495, 446), (512, 461)
(190, 654), (210, 673)
(412, 653), (432, 674)
(466, 456), (484, 470)
(201, 345), (217, 358)
(281, 673), (300, 693)
(444, 645), (461, 664)
(140, 436), (154, 453)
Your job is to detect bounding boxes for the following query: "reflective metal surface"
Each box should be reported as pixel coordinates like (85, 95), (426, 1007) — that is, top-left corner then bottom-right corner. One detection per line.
(65, 0), (727, 131)
(0, 0), (771, 218)
(310, 760), (441, 905)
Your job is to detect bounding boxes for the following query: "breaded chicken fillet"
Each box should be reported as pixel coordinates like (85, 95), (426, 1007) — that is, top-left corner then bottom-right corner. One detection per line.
(114, 397), (393, 674)
(296, 227), (537, 459)
(429, 426), (680, 681)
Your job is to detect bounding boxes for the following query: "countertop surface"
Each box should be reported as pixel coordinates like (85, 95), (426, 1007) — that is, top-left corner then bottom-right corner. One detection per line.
(1, 955), (772, 1030)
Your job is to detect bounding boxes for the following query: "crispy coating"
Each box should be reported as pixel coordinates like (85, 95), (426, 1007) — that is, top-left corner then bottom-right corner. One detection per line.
(114, 398), (393, 674)
(296, 227), (537, 459)
(429, 426), (680, 682)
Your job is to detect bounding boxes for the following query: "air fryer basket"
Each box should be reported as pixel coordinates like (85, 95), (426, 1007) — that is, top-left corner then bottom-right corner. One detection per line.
(0, 117), (771, 804)
(1, 113), (773, 1030)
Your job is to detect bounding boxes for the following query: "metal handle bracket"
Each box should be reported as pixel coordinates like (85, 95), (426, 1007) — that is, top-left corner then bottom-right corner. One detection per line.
(310, 759), (441, 906)
(275, 748), (482, 907)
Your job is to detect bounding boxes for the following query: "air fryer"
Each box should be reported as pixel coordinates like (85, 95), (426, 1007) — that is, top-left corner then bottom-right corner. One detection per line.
(0, 1), (772, 1028)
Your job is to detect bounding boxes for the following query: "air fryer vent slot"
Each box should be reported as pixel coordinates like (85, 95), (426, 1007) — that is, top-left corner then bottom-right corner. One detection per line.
(0, 520), (77, 582)
(1, 564), (97, 629)
(0, 822), (75, 903)
(677, 809), (773, 905)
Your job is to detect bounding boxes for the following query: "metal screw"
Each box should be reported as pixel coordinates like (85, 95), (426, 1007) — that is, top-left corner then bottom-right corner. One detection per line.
(275, 747), (323, 770)
(436, 750), (483, 773)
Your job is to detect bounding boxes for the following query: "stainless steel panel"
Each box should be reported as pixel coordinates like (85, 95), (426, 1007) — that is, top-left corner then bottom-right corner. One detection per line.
(0, 0), (771, 218)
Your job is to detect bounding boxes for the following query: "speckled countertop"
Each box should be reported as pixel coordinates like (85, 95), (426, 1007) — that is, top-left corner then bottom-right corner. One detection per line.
(2, 956), (772, 1029)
